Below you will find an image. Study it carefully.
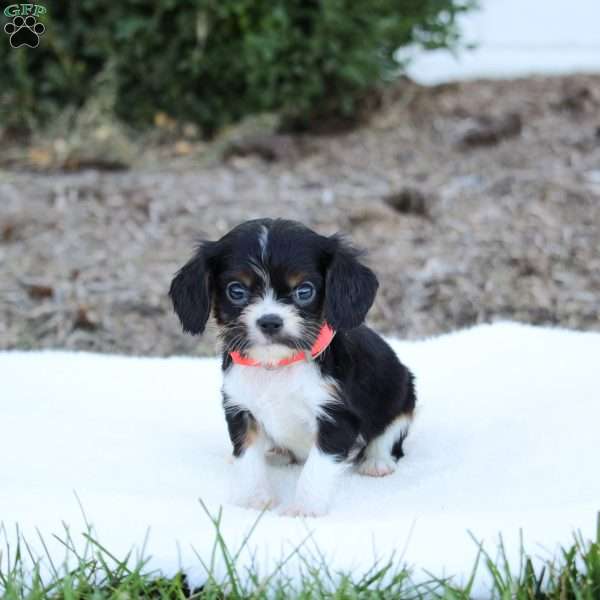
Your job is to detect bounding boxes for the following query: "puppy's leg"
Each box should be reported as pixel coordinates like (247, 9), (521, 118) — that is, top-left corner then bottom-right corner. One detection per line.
(225, 408), (276, 510)
(358, 415), (411, 477)
(283, 408), (359, 517)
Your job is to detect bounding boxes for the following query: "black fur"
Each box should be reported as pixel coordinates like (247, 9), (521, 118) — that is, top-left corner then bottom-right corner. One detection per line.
(317, 325), (416, 461)
(324, 236), (379, 331)
(169, 242), (218, 335)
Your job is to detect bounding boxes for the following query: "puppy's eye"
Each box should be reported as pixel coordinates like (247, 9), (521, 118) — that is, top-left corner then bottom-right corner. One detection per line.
(226, 281), (249, 305)
(293, 282), (315, 306)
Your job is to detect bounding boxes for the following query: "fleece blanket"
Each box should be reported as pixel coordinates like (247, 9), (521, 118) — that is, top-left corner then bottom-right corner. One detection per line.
(1, 323), (599, 594)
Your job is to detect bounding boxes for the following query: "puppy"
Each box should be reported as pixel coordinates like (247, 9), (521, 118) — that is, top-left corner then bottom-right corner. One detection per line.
(169, 218), (416, 516)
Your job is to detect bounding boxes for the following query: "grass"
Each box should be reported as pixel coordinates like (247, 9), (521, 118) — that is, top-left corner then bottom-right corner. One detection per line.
(1, 504), (599, 600)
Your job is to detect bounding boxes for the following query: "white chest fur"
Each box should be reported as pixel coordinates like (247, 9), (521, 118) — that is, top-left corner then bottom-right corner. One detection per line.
(222, 361), (337, 461)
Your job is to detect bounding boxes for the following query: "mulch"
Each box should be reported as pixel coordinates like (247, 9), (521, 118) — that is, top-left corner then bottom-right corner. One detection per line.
(1, 74), (599, 356)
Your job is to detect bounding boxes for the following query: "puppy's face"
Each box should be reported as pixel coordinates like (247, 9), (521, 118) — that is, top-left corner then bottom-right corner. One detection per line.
(211, 222), (328, 362)
(169, 219), (378, 362)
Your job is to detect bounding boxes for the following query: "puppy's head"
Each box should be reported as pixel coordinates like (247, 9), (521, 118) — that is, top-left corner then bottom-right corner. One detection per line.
(169, 219), (378, 362)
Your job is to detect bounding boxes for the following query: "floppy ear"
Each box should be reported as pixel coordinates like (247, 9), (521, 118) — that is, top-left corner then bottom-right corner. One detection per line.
(169, 242), (216, 335)
(324, 236), (379, 331)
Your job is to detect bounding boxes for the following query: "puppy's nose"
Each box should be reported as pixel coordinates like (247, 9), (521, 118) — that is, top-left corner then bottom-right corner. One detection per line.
(257, 314), (283, 336)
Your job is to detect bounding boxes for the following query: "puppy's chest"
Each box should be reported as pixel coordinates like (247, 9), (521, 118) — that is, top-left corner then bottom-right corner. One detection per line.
(222, 362), (335, 458)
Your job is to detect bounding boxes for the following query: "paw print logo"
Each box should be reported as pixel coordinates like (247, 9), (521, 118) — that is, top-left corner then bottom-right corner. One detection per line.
(4, 15), (45, 48)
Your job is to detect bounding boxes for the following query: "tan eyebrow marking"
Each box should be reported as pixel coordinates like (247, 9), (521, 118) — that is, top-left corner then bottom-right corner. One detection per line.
(258, 225), (269, 262)
(233, 271), (254, 287)
(287, 272), (307, 288)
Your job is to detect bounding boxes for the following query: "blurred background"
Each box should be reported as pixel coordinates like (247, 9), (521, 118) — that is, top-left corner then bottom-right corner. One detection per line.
(1, 0), (599, 356)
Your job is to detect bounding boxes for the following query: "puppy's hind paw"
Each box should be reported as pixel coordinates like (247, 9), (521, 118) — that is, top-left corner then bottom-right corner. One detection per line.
(279, 503), (327, 518)
(357, 457), (396, 477)
(233, 488), (278, 512)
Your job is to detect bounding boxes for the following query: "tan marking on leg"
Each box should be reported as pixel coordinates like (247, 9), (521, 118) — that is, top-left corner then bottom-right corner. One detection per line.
(242, 418), (259, 450)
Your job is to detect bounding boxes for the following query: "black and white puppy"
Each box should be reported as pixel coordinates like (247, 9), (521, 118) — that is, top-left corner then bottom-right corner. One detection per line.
(169, 218), (416, 516)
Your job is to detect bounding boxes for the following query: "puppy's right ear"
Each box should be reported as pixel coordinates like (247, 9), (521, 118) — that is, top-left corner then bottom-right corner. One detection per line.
(169, 242), (216, 335)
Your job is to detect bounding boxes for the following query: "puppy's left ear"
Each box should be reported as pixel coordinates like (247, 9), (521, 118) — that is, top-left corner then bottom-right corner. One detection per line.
(169, 242), (217, 335)
(324, 236), (379, 331)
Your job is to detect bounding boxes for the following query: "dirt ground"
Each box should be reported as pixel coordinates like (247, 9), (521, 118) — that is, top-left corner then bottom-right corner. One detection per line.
(1, 74), (599, 356)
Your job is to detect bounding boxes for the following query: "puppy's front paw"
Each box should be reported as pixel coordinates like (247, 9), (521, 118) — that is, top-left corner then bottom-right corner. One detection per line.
(357, 457), (396, 477)
(280, 492), (329, 518)
(233, 487), (278, 511)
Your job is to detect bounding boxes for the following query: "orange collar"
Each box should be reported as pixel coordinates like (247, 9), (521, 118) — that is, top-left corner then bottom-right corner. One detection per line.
(229, 322), (335, 368)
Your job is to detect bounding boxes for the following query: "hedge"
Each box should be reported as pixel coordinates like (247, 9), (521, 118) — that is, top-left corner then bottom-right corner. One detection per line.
(0, 0), (476, 135)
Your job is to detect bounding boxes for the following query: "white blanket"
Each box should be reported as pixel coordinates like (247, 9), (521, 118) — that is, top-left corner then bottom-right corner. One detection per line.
(1, 323), (599, 593)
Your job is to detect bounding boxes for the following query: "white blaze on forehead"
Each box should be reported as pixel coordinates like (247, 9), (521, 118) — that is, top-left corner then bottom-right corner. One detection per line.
(249, 259), (270, 288)
(249, 225), (270, 287)
(258, 225), (269, 262)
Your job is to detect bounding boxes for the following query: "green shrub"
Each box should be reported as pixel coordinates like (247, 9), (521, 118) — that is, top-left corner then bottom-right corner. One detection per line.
(0, 0), (476, 135)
